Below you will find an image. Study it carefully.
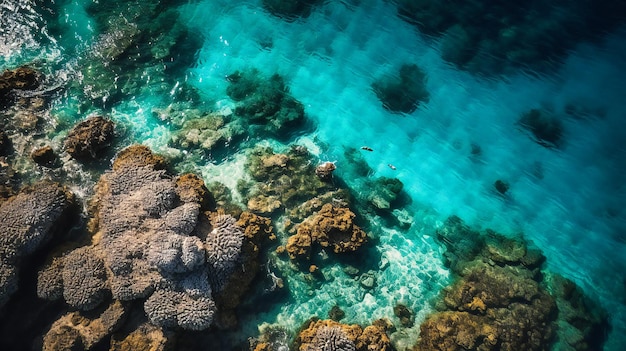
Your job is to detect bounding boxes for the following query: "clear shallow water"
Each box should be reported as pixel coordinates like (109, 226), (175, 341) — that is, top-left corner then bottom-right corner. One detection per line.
(2, 0), (626, 349)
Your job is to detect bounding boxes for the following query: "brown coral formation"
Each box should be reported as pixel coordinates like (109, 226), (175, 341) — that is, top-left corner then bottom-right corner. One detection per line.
(0, 181), (75, 308)
(43, 300), (126, 351)
(286, 204), (367, 261)
(295, 319), (393, 351)
(110, 323), (173, 351)
(64, 116), (115, 160)
(412, 216), (609, 351)
(243, 145), (334, 214)
(211, 211), (276, 328)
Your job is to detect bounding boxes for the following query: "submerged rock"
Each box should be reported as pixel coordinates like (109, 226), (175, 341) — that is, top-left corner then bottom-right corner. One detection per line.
(494, 179), (509, 195)
(372, 64), (429, 114)
(64, 115), (115, 160)
(394, 0), (626, 74)
(518, 108), (564, 148)
(315, 161), (336, 181)
(261, 0), (323, 21)
(365, 177), (404, 210)
(0, 66), (41, 108)
(244, 145), (333, 213)
(31, 145), (57, 167)
(414, 216), (609, 351)
(286, 203), (367, 261)
(226, 69), (307, 138)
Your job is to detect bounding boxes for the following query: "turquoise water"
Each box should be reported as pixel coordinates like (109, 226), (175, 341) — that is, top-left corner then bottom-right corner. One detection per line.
(2, 0), (626, 349)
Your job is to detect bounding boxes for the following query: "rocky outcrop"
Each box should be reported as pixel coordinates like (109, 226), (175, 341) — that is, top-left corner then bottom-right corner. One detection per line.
(0, 67), (40, 108)
(0, 181), (74, 308)
(286, 204), (367, 261)
(42, 300), (126, 351)
(64, 115), (115, 160)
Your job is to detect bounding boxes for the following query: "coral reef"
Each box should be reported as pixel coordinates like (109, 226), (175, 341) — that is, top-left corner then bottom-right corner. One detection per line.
(364, 177), (404, 211)
(37, 246), (109, 310)
(36, 145), (275, 337)
(169, 112), (238, 152)
(393, 0), (626, 74)
(204, 211), (245, 292)
(372, 64), (429, 114)
(64, 115), (115, 160)
(243, 145), (334, 216)
(412, 216), (609, 351)
(144, 288), (216, 330)
(110, 322), (173, 351)
(226, 69), (306, 138)
(0, 181), (74, 308)
(307, 325), (356, 351)
(42, 300), (126, 351)
(295, 319), (393, 351)
(286, 203), (367, 261)
(61, 246), (109, 310)
(211, 211), (277, 328)
(35, 145), (215, 331)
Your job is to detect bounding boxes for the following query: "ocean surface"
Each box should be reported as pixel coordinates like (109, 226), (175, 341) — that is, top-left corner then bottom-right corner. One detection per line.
(1, 0), (625, 350)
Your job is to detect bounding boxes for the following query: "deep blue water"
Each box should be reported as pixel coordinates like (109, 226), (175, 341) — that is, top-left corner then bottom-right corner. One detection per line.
(2, 0), (626, 349)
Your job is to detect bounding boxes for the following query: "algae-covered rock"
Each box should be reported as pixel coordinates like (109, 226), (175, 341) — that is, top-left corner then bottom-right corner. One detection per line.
(64, 116), (115, 160)
(0, 66), (40, 108)
(286, 204), (367, 261)
(244, 145), (333, 213)
(294, 318), (393, 351)
(42, 301), (126, 351)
